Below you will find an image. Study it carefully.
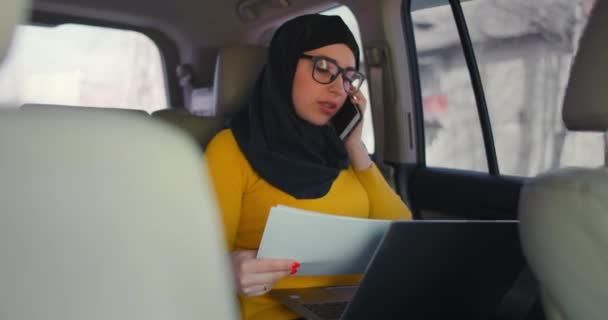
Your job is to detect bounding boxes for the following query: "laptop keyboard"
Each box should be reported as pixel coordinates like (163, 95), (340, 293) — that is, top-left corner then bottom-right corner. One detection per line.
(302, 301), (348, 320)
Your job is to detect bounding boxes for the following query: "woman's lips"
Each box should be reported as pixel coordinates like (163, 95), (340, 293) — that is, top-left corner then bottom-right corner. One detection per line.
(318, 101), (338, 116)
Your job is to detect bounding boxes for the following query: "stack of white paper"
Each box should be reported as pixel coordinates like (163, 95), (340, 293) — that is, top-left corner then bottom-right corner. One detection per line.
(257, 205), (391, 276)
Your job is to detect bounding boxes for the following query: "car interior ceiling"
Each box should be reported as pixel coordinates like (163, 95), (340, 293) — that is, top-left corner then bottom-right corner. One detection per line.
(30, 0), (390, 97)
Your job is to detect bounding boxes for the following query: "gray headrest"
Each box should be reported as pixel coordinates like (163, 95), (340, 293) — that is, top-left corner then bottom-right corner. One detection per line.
(562, 2), (608, 132)
(213, 45), (267, 117)
(0, 0), (29, 62)
(0, 108), (238, 319)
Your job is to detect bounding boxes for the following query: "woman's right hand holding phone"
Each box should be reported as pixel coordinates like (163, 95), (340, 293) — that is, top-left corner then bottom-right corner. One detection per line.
(231, 250), (300, 296)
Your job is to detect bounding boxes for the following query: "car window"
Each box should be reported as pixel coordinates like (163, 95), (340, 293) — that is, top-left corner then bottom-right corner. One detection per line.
(466, 0), (602, 176)
(0, 24), (168, 113)
(321, 5), (375, 153)
(409, 0), (601, 176)
(411, 1), (488, 172)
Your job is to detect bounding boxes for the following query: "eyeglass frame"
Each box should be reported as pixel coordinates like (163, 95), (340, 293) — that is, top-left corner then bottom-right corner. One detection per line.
(300, 54), (366, 94)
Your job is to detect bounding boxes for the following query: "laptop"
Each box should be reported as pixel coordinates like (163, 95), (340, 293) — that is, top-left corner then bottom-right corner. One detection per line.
(271, 220), (525, 320)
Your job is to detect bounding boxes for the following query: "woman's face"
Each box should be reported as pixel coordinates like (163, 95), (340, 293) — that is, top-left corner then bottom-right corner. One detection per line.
(291, 43), (356, 126)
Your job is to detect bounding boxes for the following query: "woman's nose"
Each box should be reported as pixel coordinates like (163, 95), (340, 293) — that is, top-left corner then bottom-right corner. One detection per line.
(328, 74), (345, 94)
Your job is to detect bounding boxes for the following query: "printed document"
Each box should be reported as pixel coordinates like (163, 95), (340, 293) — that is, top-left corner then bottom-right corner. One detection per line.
(257, 205), (391, 275)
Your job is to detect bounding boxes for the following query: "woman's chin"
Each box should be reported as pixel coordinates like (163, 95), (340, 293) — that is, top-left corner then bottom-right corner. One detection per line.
(297, 112), (331, 126)
(309, 115), (332, 126)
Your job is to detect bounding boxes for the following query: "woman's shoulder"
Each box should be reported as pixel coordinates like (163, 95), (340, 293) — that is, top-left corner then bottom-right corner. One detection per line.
(206, 128), (251, 167)
(206, 128), (257, 182)
(206, 128), (239, 153)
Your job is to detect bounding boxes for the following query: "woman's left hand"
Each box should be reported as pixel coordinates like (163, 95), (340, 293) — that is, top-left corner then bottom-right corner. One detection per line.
(344, 90), (367, 149)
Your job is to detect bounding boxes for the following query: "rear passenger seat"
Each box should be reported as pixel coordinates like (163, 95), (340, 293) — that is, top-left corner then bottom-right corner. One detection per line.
(212, 44), (266, 119)
(152, 44), (267, 149)
(21, 43), (267, 151)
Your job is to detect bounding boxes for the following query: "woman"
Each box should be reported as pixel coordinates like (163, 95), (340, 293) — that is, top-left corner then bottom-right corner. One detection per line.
(205, 14), (412, 319)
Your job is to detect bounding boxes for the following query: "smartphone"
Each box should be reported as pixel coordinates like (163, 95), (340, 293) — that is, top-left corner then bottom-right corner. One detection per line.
(331, 100), (362, 140)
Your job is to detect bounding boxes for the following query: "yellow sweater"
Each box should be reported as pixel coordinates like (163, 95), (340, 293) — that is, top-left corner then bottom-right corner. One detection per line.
(206, 129), (412, 320)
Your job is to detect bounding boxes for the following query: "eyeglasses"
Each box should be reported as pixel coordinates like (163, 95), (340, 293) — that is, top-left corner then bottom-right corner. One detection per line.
(300, 54), (365, 94)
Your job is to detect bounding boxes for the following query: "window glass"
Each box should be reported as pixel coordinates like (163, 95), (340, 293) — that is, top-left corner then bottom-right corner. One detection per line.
(409, 0), (602, 176)
(411, 1), (488, 172)
(321, 5), (375, 153)
(463, 0), (602, 176)
(0, 24), (168, 113)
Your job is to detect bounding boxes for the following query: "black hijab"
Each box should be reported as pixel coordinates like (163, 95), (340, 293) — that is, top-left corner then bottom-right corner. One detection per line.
(230, 14), (360, 199)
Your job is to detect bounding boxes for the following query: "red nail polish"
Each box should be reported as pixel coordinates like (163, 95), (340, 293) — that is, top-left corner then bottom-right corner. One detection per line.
(290, 268), (298, 275)
(292, 262), (301, 268)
